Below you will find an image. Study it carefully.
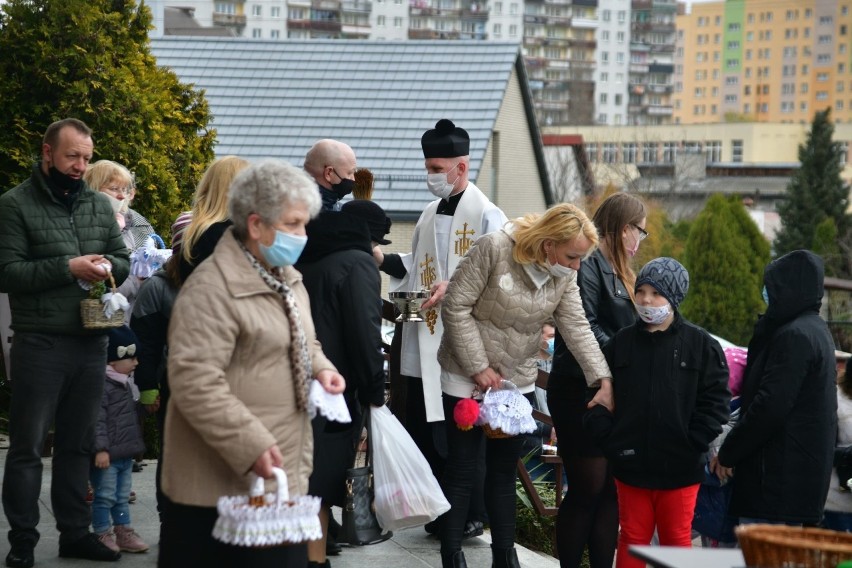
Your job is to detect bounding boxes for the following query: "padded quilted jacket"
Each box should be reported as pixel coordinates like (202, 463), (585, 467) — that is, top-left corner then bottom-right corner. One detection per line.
(438, 229), (611, 395)
(0, 164), (130, 334)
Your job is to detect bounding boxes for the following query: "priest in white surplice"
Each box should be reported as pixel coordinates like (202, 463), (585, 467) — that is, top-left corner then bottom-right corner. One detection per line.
(378, 119), (506, 536)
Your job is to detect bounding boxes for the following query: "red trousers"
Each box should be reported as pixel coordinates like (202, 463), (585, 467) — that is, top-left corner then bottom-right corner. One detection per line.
(614, 480), (700, 568)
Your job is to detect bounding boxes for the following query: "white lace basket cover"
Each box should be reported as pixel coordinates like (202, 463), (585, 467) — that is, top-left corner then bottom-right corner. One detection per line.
(307, 380), (352, 423)
(212, 467), (322, 547)
(477, 380), (537, 436)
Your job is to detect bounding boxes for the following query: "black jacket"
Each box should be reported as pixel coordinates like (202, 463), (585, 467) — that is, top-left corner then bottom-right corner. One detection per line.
(296, 210), (386, 412)
(585, 315), (730, 489)
(548, 249), (637, 393)
(718, 250), (837, 524)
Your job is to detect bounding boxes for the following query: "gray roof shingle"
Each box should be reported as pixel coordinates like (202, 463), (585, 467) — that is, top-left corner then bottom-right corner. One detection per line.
(150, 38), (523, 216)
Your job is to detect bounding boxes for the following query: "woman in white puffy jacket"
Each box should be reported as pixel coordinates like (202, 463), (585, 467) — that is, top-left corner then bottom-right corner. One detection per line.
(435, 203), (613, 568)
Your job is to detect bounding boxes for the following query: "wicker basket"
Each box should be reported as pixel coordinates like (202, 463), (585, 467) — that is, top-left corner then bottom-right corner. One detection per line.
(736, 524), (852, 568)
(481, 424), (513, 439)
(80, 273), (124, 329)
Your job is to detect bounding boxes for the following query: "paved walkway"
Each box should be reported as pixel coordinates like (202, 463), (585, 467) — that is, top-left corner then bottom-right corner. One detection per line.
(0, 434), (559, 567)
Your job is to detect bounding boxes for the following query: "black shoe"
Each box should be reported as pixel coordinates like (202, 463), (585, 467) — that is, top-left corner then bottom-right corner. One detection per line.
(328, 516), (341, 539)
(462, 520), (484, 540)
(59, 533), (121, 562)
(326, 533), (342, 556)
(132, 462), (144, 472)
(441, 550), (468, 568)
(424, 519), (440, 535)
(490, 546), (520, 568)
(5, 543), (34, 568)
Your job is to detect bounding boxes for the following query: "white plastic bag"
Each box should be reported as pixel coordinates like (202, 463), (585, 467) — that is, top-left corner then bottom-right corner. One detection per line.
(370, 405), (451, 530)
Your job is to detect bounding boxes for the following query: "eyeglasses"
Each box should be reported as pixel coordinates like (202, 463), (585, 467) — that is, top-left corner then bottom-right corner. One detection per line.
(632, 224), (649, 241)
(101, 186), (129, 197)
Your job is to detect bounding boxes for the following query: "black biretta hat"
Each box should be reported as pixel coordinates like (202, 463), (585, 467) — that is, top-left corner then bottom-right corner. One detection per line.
(421, 119), (470, 159)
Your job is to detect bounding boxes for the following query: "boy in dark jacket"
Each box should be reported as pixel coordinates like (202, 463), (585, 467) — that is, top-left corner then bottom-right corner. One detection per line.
(585, 258), (729, 568)
(90, 325), (149, 555)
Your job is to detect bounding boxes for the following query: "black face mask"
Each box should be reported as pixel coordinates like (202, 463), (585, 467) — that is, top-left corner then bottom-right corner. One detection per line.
(330, 168), (354, 200)
(48, 165), (84, 195)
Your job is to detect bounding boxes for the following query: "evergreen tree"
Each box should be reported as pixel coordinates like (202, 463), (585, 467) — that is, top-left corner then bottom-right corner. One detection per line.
(0, 0), (215, 232)
(681, 194), (770, 346)
(774, 109), (850, 276)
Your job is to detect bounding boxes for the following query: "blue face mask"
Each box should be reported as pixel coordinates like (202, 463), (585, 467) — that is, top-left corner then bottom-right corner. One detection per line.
(260, 230), (308, 267)
(545, 337), (555, 356)
(761, 285), (769, 306)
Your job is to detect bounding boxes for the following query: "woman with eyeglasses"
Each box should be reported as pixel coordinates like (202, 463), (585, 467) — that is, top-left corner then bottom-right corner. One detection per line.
(546, 192), (647, 568)
(84, 160), (155, 320)
(437, 203), (613, 568)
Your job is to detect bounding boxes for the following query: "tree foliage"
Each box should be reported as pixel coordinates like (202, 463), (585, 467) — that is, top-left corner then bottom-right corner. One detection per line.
(774, 109), (851, 276)
(680, 194), (770, 346)
(0, 0), (216, 232)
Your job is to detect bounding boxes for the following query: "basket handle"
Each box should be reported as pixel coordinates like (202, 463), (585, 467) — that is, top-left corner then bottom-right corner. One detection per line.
(106, 271), (117, 293)
(249, 467), (290, 504)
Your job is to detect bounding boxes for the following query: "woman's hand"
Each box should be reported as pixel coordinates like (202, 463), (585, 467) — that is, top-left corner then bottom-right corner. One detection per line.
(472, 367), (503, 391)
(587, 379), (614, 412)
(316, 369), (345, 395)
(251, 445), (284, 479)
(94, 451), (110, 469)
(709, 455), (734, 482)
(421, 280), (449, 311)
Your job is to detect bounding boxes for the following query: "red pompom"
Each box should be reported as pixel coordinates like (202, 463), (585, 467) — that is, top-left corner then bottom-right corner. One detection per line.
(454, 398), (480, 430)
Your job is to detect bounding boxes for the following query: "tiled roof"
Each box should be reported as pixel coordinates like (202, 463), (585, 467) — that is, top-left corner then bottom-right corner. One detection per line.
(149, 37), (526, 216)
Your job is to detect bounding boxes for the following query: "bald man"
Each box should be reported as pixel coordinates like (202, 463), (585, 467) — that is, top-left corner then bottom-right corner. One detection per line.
(304, 139), (357, 211)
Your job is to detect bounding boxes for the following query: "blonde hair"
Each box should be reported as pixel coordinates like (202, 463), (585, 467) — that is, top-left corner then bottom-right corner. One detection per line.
(512, 203), (599, 266)
(83, 160), (132, 193)
(182, 156), (250, 263)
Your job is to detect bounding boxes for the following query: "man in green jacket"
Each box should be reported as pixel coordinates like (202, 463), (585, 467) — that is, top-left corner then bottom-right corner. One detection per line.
(0, 118), (130, 567)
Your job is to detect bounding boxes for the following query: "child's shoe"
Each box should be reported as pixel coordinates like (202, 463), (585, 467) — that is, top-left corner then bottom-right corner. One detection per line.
(114, 525), (149, 553)
(96, 531), (120, 553)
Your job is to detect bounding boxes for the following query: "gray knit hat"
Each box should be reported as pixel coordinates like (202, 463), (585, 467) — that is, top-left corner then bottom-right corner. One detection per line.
(635, 257), (689, 309)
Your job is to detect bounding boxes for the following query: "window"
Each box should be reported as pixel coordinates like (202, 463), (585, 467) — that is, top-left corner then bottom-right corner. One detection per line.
(377, 15), (385, 26)
(744, 103), (751, 113)
(597, 114), (608, 125)
(270, 29), (280, 38)
(818, 54), (832, 64)
(642, 143), (656, 163)
(510, 3), (518, 15)
(818, 73), (829, 82)
(841, 81), (848, 93)
(602, 143), (617, 163)
(781, 101), (795, 113)
(728, 41), (740, 50)
(617, 10), (626, 23)
(802, 64), (809, 75)
(622, 143), (637, 164)
(394, 16), (403, 27)
(271, 6), (280, 17)
(839, 141), (849, 165)
(251, 28), (261, 37)
(819, 15), (834, 25)
(725, 76), (739, 86)
(617, 31), (625, 43)
(614, 115), (622, 125)
(494, 2), (502, 14)
(728, 22), (741, 31)
(801, 83), (809, 94)
(493, 23), (501, 37)
(616, 53), (624, 63)
(782, 83), (795, 94)
(726, 58), (739, 69)
(599, 93), (608, 104)
(746, 31), (754, 41)
(615, 94), (623, 105)
(715, 33), (721, 44)
(819, 35), (833, 44)
(585, 143), (598, 162)
(509, 24), (517, 37)
(601, 52), (609, 63)
(705, 141), (722, 162)
(602, 10), (611, 22)
(725, 94), (738, 103)
(616, 73), (624, 83)
(732, 140), (743, 162)
(601, 30), (610, 42)
(715, 15), (721, 25)
(817, 91), (829, 101)
(662, 142), (677, 163)
(600, 72), (608, 82)
(783, 47), (797, 58)
(215, 3), (235, 14)
(744, 85), (751, 95)
(252, 5), (261, 16)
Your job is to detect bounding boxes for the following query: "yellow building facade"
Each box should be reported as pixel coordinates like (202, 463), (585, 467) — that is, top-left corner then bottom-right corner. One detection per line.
(673, 0), (852, 125)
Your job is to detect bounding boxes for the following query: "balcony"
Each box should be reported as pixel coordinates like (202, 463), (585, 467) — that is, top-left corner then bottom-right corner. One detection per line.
(289, 0), (311, 5)
(647, 83), (673, 94)
(461, 6), (489, 19)
(568, 59), (595, 70)
(524, 56), (548, 68)
(630, 42), (651, 51)
(543, 37), (571, 47)
(650, 43), (675, 53)
(212, 12), (247, 27)
(572, 17), (598, 28)
(569, 38), (596, 49)
(459, 31), (488, 39)
(341, 0), (372, 12)
(648, 62), (674, 73)
(647, 105), (673, 115)
(548, 59), (570, 68)
(341, 23), (371, 36)
(312, 0), (341, 9)
(524, 15), (547, 24)
(409, 28), (439, 38)
(288, 18), (342, 31)
(572, 0), (598, 5)
(650, 21), (675, 33)
(630, 63), (649, 73)
(632, 0), (652, 8)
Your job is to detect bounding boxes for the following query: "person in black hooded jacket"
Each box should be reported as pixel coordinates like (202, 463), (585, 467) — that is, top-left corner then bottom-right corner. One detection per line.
(714, 250), (837, 525)
(296, 202), (389, 568)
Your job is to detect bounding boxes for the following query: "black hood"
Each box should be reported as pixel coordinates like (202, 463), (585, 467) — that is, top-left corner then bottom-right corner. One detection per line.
(763, 250), (824, 324)
(297, 210), (372, 264)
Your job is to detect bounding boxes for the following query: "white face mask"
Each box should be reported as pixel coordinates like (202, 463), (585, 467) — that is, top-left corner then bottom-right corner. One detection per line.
(426, 162), (460, 199)
(636, 303), (671, 325)
(105, 193), (128, 216)
(547, 259), (574, 278)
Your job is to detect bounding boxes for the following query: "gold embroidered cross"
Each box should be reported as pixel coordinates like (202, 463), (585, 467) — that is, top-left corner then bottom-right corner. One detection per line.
(454, 222), (476, 256)
(420, 253), (436, 289)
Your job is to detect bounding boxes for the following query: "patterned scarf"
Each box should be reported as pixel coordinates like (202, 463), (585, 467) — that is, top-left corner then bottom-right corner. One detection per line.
(238, 241), (312, 411)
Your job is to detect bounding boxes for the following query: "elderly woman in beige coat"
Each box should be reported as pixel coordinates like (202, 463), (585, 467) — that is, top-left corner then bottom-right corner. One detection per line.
(436, 203), (613, 568)
(159, 160), (345, 567)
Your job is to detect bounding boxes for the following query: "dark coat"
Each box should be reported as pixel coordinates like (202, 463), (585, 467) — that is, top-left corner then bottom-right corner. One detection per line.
(296, 210), (386, 411)
(131, 270), (179, 398)
(585, 315), (730, 489)
(95, 376), (145, 460)
(548, 248), (637, 394)
(0, 163), (130, 334)
(718, 250), (837, 524)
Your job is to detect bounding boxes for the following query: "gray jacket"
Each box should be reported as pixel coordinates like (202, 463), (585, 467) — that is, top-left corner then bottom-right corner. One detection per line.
(94, 376), (145, 460)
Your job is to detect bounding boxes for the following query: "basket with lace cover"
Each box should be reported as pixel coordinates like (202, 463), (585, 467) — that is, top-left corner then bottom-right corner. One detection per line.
(478, 380), (537, 439)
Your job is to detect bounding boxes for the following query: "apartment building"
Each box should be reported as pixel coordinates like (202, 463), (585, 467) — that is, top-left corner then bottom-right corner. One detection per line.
(674, 0), (852, 125)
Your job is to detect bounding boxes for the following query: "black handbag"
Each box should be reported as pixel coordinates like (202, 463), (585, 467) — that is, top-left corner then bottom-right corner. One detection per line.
(341, 406), (393, 546)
